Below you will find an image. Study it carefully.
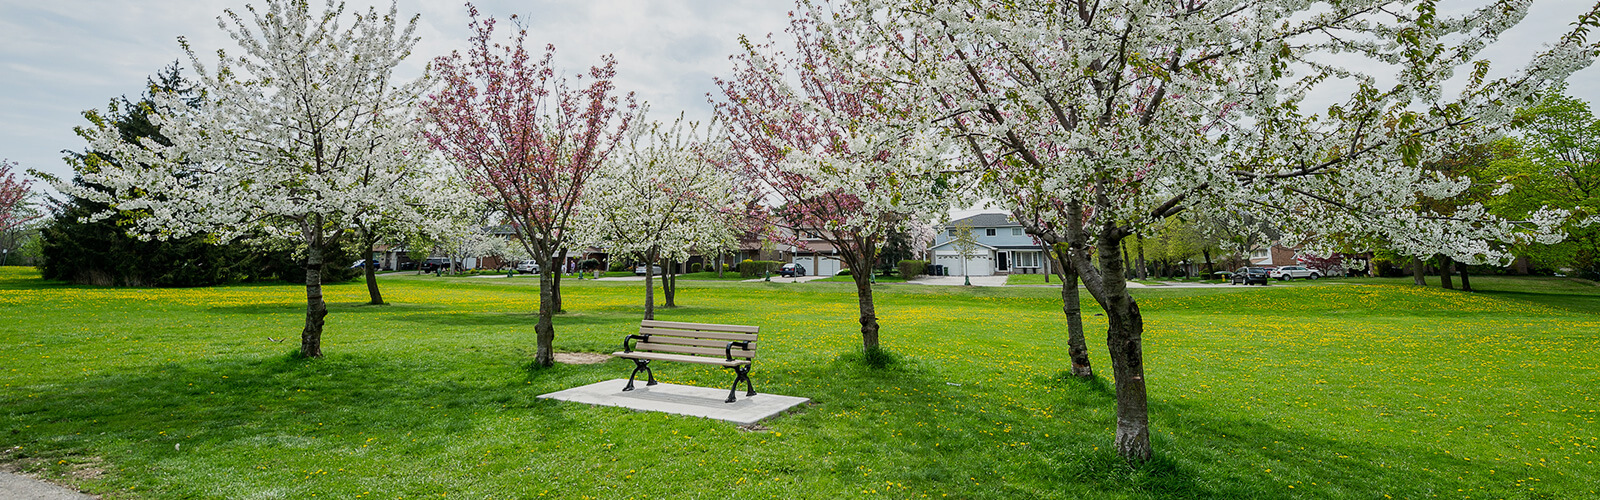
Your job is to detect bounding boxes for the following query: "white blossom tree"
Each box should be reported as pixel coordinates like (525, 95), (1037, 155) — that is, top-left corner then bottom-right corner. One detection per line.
(813, 0), (1600, 460)
(52, 0), (438, 358)
(577, 111), (744, 319)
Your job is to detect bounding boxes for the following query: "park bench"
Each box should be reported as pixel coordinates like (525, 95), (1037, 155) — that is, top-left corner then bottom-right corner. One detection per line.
(613, 320), (759, 403)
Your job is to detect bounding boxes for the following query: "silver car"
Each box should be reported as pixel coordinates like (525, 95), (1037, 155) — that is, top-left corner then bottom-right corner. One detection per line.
(515, 260), (541, 274)
(1270, 265), (1320, 280)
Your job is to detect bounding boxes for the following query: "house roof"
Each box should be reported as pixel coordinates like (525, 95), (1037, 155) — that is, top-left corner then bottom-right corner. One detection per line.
(942, 212), (1021, 228)
(930, 240), (998, 251)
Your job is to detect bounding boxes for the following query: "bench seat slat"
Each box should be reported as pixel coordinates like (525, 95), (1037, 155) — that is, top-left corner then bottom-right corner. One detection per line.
(638, 327), (757, 342)
(632, 342), (755, 359)
(641, 320), (760, 334)
(612, 351), (749, 367)
(642, 336), (757, 350)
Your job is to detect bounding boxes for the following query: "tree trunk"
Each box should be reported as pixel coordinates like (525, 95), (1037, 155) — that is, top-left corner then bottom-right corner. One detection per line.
(851, 268), (881, 353)
(300, 223), (329, 358)
(359, 225), (384, 305)
(1440, 258), (1455, 290)
(1048, 242), (1092, 377)
(1135, 235), (1148, 280)
(1122, 242), (1134, 279)
(1202, 249), (1214, 276)
(534, 263), (557, 367)
(551, 248), (567, 312)
(643, 249), (657, 320)
(663, 258), (677, 307)
(1411, 256), (1427, 286)
(1459, 264), (1473, 292)
(716, 252), (725, 278)
(1093, 230), (1151, 461)
(1060, 201), (1150, 461)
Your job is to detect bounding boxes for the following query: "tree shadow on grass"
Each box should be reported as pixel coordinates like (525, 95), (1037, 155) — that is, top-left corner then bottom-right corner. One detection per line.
(1475, 289), (1600, 316)
(1016, 374), (1490, 499)
(747, 357), (1488, 499)
(0, 353), (610, 486)
(207, 301), (435, 316)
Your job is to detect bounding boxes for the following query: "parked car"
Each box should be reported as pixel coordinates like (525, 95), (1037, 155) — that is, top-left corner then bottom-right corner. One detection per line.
(1230, 266), (1271, 285)
(1270, 265), (1321, 280)
(515, 260), (541, 274)
(348, 259), (371, 269)
(778, 263), (807, 277)
(420, 258), (453, 273)
(634, 264), (664, 275)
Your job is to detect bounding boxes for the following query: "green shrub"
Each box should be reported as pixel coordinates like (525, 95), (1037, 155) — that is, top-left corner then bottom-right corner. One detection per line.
(836, 268), (852, 276)
(579, 259), (600, 271)
(690, 262), (702, 273)
(897, 259), (929, 278)
(738, 260), (780, 278)
(608, 260), (630, 272)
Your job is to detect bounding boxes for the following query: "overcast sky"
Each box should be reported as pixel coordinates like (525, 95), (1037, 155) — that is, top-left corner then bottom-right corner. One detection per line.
(3, 0), (1597, 209)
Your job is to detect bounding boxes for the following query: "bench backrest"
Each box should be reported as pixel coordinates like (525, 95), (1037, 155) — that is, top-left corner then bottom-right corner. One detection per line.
(634, 320), (759, 360)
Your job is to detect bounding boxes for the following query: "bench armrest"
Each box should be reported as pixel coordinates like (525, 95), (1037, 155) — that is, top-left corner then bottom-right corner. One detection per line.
(621, 334), (651, 353)
(725, 340), (751, 361)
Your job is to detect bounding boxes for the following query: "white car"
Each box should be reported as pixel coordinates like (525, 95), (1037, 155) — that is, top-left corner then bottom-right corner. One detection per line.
(515, 260), (541, 274)
(1270, 265), (1321, 280)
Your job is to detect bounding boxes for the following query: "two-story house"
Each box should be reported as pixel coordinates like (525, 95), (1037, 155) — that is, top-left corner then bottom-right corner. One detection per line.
(930, 213), (1052, 276)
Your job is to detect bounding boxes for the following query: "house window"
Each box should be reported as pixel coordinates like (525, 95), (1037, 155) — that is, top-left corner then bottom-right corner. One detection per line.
(948, 229), (956, 237)
(985, 228), (996, 237)
(1017, 252), (1039, 267)
(1013, 228), (1023, 236)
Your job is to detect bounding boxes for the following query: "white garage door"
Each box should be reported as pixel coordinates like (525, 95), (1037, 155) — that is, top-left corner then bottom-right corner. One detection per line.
(817, 256), (842, 276)
(793, 256), (815, 275)
(794, 255), (842, 276)
(934, 251), (992, 276)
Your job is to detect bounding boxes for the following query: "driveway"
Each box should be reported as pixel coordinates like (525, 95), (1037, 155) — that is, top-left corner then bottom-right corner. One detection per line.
(906, 275), (1011, 287)
(743, 275), (830, 283)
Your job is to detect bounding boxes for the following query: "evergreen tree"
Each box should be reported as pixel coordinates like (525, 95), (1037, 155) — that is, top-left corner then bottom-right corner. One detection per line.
(41, 65), (354, 286)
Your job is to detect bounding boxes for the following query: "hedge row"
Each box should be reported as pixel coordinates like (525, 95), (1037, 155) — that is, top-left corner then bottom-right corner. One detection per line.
(738, 260), (781, 278)
(897, 259), (930, 278)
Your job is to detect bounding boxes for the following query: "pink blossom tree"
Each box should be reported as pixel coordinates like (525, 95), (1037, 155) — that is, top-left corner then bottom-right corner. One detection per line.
(715, 13), (949, 359)
(0, 159), (37, 236)
(1, 159), (40, 265)
(423, 5), (637, 368)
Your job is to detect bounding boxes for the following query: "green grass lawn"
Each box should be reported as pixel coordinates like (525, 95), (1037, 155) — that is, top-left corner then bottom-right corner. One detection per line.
(1005, 273), (1062, 285)
(674, 271), (751, 281)
(2, 266), (1597, 498)
(813, 274), (907, 283)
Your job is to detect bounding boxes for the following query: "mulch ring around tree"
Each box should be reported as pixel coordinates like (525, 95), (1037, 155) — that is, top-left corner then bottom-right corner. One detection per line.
(554, 352), (610, 365)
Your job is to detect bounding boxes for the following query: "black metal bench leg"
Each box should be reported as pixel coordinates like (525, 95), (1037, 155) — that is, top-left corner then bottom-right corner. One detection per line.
(624, 359), (651, 391)
(726, 365), (754, 403)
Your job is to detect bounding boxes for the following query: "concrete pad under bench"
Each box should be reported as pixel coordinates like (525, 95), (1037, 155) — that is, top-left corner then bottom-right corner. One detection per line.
(538, 379), (809, 425)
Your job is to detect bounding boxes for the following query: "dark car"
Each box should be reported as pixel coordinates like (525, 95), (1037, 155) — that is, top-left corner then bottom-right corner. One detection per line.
(421, 258), (453, 273)
(778, 263), (807, 277)
(1230, 266), (1271, 285)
